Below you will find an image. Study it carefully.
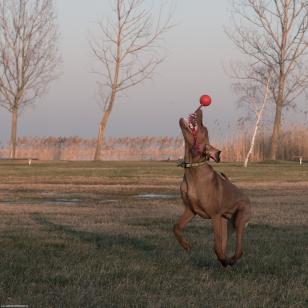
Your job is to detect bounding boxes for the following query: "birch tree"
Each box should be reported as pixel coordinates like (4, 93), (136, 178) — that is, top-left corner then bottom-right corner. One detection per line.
(243, 69), (273, 167)
(90, 0), (174, 160)
(0, 0), (60, 158)
(227, 0), (308, 160)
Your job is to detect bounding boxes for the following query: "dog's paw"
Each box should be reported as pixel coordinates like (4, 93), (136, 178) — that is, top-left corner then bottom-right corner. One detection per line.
(181, 239), (192, 251)
(222, 265), (232, 271)
(220, 260), (229, 268)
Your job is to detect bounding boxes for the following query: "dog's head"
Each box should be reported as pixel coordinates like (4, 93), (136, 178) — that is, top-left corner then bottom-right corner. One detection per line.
(179, 109), (221, 162)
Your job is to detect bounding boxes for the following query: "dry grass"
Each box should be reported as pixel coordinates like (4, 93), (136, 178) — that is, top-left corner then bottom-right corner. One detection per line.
(1, 126), (308, 161)
(0, 161), (307, 307)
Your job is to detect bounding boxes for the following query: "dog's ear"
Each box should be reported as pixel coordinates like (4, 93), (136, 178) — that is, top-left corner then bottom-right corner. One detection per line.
(204, 144), (221, 163)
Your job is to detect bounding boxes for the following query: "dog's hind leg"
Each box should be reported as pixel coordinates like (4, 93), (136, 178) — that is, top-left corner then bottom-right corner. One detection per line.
(221, 217), (228, 256)
(212, 216), (228, 267)
(228, 202), (251, 266)
(173, 208), (195, 251)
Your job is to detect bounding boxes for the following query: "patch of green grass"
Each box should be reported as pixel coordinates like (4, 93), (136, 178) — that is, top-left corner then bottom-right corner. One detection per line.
(1, 159), (307, 182)
(0, 214), (307, 307)
(215, 161), (308, 182)
(0, 160), (307, 307)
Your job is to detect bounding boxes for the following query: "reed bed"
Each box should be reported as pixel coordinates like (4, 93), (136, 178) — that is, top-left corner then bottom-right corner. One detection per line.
(0, 127), (307, 161)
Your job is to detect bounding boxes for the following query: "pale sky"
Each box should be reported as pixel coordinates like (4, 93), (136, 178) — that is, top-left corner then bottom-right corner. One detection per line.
(0, 0), (306, 144)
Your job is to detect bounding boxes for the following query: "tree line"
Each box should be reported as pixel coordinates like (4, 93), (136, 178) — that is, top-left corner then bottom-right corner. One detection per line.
(0, 0), (307, 162)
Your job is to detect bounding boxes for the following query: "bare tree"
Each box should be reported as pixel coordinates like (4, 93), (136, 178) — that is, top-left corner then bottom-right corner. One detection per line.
(90, 0), (174, 160)
(234, 68), (273, 167)
(227, 0), (308, 160)
(0, 0), (60, 158)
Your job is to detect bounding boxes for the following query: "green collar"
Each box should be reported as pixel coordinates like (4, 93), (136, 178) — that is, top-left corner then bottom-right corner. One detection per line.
(177, 158), (207, 169)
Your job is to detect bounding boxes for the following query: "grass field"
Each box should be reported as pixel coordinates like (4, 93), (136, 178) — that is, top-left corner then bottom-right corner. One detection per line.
(0, 160), (307, 307)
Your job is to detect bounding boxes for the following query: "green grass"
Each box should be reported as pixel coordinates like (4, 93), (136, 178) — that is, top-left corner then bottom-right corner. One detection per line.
(0, 159), (307, 180)
(0, 160), (307, 307)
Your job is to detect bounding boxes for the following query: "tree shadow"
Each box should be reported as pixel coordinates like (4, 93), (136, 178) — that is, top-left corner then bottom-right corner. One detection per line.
(31, 213), (156, 254)
(31, 213), (308, 274)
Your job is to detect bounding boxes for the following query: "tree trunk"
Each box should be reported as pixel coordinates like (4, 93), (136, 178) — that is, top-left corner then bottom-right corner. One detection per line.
(93, 21), (122, 161)
(93, 108), (112, 160)
(271, 73), (285, 160)
(271, 2), (288, 161)
(270, 102), (283, 160)
(244, 70), (272, 167)
(93, 46), (120, 161)
(10, 107), (18, 159)
(244, 110), (264, 167)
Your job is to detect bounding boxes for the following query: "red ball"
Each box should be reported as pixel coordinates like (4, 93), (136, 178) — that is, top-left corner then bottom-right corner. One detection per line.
(199, 95), (212, 106)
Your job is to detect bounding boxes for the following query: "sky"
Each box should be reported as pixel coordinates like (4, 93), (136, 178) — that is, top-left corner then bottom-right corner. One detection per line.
(0, 0), (306, 145)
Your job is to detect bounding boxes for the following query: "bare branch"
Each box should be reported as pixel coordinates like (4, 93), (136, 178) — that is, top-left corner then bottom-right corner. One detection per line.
(0, 0), (61, 157)
(227, 0), (308, 160)
(89, 0), (175, 160)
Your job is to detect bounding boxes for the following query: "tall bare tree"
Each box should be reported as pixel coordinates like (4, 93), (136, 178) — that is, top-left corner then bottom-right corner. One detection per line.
(90, 0), (174, 160)
(0, 0), (60, 158)
(233, 67), (273, 167)
(227, 0), (308, 160)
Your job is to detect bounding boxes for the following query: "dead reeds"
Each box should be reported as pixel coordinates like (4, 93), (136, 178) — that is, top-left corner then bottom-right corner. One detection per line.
(0, 126), (306, 161)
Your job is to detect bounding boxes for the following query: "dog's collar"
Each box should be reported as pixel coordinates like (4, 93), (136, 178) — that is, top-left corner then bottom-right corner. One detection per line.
(177, 158), (207, 169)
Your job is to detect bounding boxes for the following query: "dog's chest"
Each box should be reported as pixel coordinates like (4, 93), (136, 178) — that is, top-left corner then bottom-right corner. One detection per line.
(181, 178), (196, 201)
(180, 178), (213, 218)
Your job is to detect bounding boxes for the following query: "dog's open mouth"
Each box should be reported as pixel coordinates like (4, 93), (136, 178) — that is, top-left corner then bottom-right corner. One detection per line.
(181, 112), (198, 134)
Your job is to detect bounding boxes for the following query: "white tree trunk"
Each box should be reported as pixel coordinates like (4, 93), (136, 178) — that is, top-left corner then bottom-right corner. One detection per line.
(243, 109), (264, 167)
(10, 107), (18, 159)
(244, 71), (272, 167)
